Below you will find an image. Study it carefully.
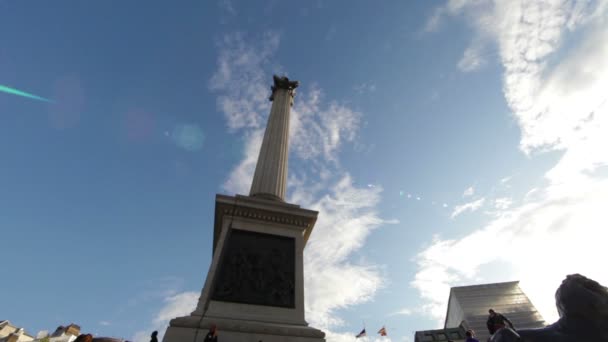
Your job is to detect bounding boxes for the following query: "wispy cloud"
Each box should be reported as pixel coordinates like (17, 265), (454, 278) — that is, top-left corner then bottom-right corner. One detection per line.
(493, 197), (512, 210)
(208, 31), (281, 132)
(152, 292), (199, 325)
(133, 292), (199, 342)
(389, 308), (413, 316)
(424, 7), (445, 32)
(415, 0), (608, 325)
(291, 89), (362, 163)
(218, 0), (236, 16)
(353, 82), (377, 94)
(462, 186), (474, 197)
(457, 45), (487, 72)
(98, 321), (111, 326)
(299, 175), (388, 329)
(450, 198), (485, 218)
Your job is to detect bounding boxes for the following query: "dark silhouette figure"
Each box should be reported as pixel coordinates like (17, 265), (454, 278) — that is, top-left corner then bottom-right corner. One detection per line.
(75, 335), (93, 342)
(150, 331), (158, 342)
(466, 330), (480, 342)
(490, 274), (608, 342)
(487, 309), (514, 335)
(203, 324), (218, 342)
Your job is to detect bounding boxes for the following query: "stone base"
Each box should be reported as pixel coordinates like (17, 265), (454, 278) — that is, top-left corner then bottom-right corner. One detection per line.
(163, 315), (325, 342)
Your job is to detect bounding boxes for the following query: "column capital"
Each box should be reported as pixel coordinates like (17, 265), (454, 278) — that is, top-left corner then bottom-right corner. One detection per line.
(269, 75), (299, 102)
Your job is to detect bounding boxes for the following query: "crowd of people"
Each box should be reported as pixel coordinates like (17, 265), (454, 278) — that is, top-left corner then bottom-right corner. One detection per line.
(148, 308), (514, 342)
(150, 325), (218, 342)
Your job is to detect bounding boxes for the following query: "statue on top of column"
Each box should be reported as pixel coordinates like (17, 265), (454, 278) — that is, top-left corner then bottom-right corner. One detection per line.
(269, 75), (299, 101)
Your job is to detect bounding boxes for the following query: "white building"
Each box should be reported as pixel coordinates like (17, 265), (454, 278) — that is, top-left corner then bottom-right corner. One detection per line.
(0, 321), (34, 342)
(0, 322), (80, 342)
(414, 281), (546, 342)
(32, 324), (80, 342)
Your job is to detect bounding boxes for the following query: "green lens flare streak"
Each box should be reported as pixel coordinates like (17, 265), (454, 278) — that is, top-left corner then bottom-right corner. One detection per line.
(0, 84), (53, 103)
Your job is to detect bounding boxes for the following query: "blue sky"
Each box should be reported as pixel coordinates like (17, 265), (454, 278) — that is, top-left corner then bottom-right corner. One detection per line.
(2, 1), (608, 342)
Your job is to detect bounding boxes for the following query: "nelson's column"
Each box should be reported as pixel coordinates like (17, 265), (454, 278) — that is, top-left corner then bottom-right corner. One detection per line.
(163, 76), (326, 342)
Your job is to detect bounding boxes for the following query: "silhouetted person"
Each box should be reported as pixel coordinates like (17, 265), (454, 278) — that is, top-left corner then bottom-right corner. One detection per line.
(466, 329), (480, 342)
(150, 331), (158, 342)
(487, 309), (514, 335)
(203, 324), (217, 342)
(490, 273), (608, 342)
(75, 334), (93, 342)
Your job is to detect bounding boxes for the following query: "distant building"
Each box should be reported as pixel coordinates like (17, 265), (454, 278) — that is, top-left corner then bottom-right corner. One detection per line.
(0, 321), (34, 342)
(37, 324), (80, 342)
(415, 326), (466, 342)
(52, 324), (80, 338)
(0, 322), (80, 342)
(415, 281), (546, 342)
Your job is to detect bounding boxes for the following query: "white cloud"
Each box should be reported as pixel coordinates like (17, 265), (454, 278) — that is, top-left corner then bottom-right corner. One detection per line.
(389, 308), (413, 316)
(98, 321), (110, 326)
(450, 198), (485, 218)
(133, 292), (199, 342)
(415, 0), (608, 326)
(354, 83), (377, 94)
(493, 197), (512, 210)
(291, 89), (362, 163)
(208, 32), (393, 338)
(218, 0), (236, 16)
(414, 177), (608, 324)
(222, 129), (264, 194)
(208, 31), (281, 131)
(299, 175), (388, 329)
(153, 292), (199, 325)
(424, 7), (445, 32)
(462, 186), (474, 197)
(457, 45), (486, 71)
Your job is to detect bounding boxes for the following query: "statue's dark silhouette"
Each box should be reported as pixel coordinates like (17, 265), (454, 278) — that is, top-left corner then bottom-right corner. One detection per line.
(490, 274), (608, 342)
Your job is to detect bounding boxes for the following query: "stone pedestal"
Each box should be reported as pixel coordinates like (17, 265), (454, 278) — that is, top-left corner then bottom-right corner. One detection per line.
(163, 194), (325, 342)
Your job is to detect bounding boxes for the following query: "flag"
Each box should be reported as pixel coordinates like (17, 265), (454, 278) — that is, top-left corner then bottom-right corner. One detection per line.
(356, 328), (366, 338)
(378, 326), (387, 336)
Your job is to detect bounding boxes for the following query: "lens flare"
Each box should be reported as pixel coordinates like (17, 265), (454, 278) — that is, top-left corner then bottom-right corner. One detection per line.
(0, 84), (53, 102)
(172, 124), (205, 151)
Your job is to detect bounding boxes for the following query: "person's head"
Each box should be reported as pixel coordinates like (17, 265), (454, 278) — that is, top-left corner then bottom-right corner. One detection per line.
(555, 273), (608, 321)
(466, 330), (474, 338)
(209, 324), (217, 333)
(151, 331), (158, 337)
(488, 309), (496, 317)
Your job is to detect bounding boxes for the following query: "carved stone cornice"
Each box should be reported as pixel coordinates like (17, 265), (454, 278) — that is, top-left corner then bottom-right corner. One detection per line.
(212, 194), (318, 254)
(220, 207), (312, 227)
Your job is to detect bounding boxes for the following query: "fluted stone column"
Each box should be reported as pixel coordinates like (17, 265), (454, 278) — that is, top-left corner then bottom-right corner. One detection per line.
(249, 75), (299, 201)
(162, 75), (326, 341)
